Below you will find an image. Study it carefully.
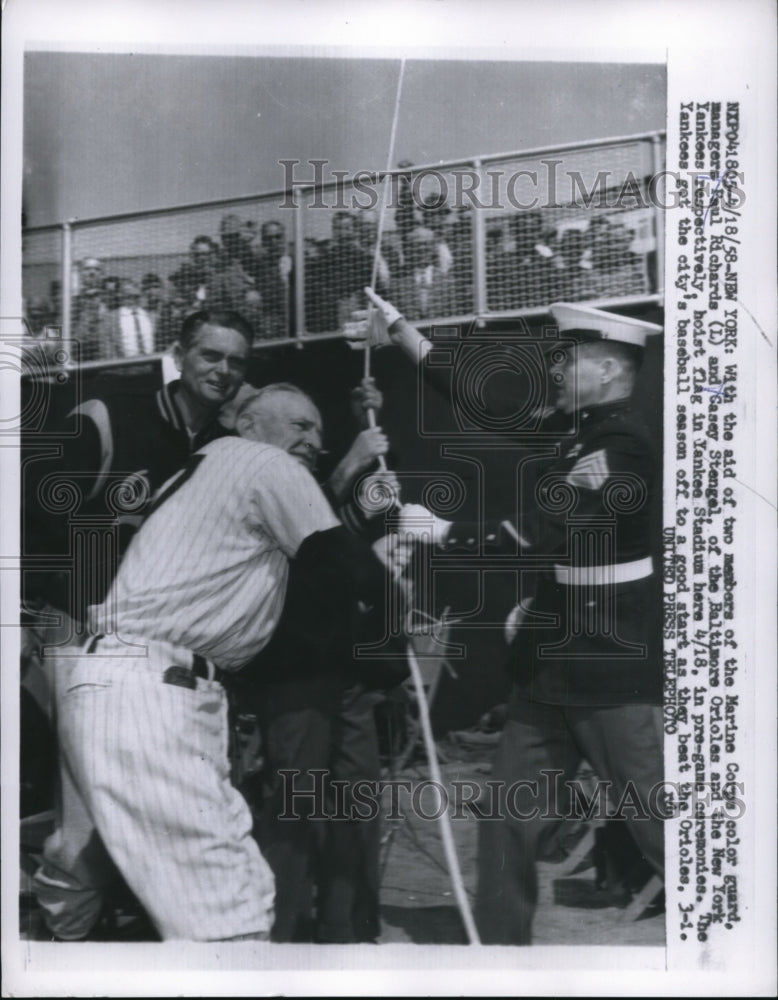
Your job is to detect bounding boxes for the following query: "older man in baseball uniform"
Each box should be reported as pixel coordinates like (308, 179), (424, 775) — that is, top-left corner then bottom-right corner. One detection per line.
(35, 387), (397, 941)
(227, 383), (401, 944)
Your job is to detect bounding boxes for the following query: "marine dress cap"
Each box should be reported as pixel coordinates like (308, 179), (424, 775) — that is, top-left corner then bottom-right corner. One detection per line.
(549, 303), (663, 348)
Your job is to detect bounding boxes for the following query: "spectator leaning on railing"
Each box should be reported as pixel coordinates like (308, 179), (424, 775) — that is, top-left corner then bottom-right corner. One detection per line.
(305, 211), (381, 333)
(252, 219), (295, 339)
(71, 257), (107, 360)
(169, 235), (220, 310)
(390, 225), (456, 321)
(99, 279), (155, 359)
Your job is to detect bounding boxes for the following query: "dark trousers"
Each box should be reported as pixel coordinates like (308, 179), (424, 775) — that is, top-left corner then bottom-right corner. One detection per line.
(316, 685), (383, 943)
(251, 676), (382, 943)
(475, 690), (664, 945)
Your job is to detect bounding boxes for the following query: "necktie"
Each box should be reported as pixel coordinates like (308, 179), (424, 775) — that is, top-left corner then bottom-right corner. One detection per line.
(132, 309), (152, 354)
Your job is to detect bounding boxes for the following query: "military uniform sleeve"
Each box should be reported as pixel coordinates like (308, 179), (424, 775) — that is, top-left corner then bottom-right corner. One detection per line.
(435, 425), (655, 560)
(532, 426), (656, 559)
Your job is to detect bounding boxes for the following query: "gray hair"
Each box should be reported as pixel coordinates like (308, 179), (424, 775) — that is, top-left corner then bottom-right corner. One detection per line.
(234, 382), (316, 424)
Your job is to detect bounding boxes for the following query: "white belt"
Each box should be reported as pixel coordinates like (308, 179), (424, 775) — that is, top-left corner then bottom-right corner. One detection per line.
(553, 556), (653, 586)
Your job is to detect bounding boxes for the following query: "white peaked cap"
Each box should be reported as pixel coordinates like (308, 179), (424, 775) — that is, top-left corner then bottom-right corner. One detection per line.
(549, 303), (663, 348)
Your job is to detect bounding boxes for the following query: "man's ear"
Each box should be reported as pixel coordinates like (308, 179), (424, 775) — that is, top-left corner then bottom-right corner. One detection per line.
(600, 356), (620, 384)
(172, 341), (184, 372)
(235, 409), (254, 438)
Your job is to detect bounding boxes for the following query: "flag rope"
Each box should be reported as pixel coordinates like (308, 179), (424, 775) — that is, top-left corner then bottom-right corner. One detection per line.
(405, 638), (481, 945)
(364, 58), (407, 471)
(357, 59), (480, 944)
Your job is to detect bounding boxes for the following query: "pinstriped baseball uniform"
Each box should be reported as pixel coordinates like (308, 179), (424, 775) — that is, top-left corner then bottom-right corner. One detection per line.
(96, 437), (339, 666)
(30, 380), (237, 940)
(36, 437), (340, 941)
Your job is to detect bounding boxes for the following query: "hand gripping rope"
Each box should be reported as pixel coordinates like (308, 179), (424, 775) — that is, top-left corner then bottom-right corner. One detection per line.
(362, 59), (481, 946)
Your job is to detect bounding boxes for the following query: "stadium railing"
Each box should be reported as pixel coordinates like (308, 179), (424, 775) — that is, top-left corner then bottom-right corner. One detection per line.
(21, 131), (666, 376)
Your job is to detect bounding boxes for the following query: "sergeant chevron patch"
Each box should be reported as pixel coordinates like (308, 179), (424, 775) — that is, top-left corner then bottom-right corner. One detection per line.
(566, 449), (609, 490)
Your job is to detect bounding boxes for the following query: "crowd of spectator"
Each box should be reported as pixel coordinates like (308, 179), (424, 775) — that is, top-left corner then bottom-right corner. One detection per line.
(22, 166), (656, 366)
(485, 209), (655, 310)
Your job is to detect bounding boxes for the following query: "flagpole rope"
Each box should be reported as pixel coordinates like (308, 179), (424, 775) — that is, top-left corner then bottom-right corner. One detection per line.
(363, 58), (407, 472)
(354, 61), (480, 944)
(405, 638), (481, 945)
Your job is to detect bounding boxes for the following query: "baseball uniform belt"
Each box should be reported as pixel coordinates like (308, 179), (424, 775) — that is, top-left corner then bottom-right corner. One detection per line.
(83, 633), (221, 685)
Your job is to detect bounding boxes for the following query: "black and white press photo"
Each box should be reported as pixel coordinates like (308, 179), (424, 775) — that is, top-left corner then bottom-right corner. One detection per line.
(2, 2), (775, 997)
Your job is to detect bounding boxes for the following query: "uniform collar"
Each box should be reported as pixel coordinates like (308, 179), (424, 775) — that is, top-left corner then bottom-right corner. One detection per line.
(155, 380), (226, 447)
(577, 397), (632, 423)
(156, 380), (189, 433)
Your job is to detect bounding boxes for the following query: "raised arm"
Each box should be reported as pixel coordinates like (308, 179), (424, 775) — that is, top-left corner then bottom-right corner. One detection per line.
(363, 287), (432, 362)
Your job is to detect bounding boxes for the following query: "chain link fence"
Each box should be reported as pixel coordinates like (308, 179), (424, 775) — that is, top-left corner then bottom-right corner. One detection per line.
(21, 132), (665, 371)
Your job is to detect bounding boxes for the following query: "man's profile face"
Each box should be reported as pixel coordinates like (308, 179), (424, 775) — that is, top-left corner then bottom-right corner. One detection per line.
(102, 278), (122, 310)
(143, 282), (163, 308)
(548, 344), (604, 414)
(120, 282), (141, 307)
(243, 391), (323, 472)
(175, 323), (249, 408)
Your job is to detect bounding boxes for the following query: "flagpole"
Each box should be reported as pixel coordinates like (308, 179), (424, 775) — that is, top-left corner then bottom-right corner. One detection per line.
(363, 58), (407, 472)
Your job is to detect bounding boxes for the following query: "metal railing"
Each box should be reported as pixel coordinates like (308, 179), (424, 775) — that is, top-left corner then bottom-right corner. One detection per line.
(21, 131), (665, 375)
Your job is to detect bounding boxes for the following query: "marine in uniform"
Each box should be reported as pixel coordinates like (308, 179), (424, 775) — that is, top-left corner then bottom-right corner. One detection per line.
(353, 291), (664, 945)
(470, 304), (664, 944)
